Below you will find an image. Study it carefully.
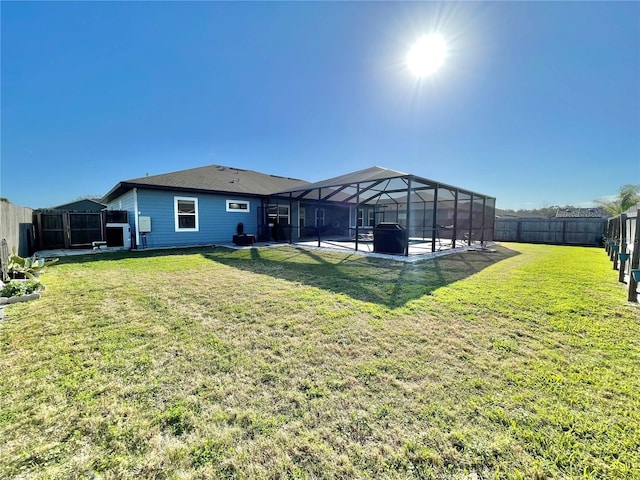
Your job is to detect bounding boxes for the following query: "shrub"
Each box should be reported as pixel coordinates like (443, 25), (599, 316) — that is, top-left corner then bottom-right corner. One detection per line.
(5, 254), (58, 281)
(0, 280), (42, 298)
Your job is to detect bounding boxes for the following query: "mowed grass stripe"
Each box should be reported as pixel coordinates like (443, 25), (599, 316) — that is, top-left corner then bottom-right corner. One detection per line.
(0, 243), (638, 479)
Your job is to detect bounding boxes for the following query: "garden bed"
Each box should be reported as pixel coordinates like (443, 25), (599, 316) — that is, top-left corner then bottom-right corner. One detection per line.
(0, 291), (41, 306)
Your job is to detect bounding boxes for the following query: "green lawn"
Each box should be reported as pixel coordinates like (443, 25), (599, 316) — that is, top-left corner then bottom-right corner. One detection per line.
(0, 243), (638, 479)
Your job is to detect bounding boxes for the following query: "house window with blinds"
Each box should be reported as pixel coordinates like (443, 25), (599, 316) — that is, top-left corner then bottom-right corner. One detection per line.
(226, 200), (250, 212)
(174, 197), (199, 231)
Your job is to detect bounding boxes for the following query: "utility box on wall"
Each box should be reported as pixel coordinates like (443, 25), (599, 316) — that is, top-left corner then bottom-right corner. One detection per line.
(139, 216), (151, 233)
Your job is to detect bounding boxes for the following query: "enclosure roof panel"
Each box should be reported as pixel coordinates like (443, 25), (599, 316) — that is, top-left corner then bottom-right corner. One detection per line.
(277, 166), (409, 194)
(275, 165), (494, 202)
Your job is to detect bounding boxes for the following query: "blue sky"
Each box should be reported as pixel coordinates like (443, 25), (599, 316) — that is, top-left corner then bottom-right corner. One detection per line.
(1, 1), (639, 210)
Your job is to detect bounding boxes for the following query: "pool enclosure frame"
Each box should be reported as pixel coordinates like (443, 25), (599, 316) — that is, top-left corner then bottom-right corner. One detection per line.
(264, 167), (496, 256)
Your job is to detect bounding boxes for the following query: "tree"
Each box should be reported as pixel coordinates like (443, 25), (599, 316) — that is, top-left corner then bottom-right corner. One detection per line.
(73, 194), (104, 202)
(595, 184), (640, 216)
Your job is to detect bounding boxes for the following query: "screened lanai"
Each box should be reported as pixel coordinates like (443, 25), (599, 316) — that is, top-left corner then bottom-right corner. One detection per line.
(265, 166), (496, 256)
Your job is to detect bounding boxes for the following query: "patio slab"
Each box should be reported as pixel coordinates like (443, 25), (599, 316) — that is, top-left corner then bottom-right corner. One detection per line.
(34, 240), (495, 263)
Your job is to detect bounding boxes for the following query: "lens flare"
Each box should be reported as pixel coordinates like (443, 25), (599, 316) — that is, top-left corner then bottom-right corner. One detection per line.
(407, 34), (447, 77)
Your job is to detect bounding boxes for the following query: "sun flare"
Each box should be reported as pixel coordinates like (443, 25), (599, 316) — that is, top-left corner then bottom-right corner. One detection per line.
(407, 34), (447, 77)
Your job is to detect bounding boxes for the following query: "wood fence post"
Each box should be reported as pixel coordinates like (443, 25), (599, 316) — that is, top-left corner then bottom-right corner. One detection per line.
(610, 217), (619, 263)
(618, 214), (627, 283)
(63, 212), (71, 249)
(628, 215), (640, 303)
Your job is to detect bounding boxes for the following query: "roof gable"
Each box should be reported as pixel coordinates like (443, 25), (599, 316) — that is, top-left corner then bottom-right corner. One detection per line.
(49, 198), (106, 211)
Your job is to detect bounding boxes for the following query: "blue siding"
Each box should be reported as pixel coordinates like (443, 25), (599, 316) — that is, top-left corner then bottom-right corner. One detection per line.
(136, 189), (260, 248)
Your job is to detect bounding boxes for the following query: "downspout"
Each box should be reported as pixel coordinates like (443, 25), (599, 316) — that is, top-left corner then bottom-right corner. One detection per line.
(133, 188), (140, 249)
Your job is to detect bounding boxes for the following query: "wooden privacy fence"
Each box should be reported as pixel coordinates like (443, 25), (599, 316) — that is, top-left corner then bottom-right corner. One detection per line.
(604, 205), (639, 302)
(0, 200), (34, 257)
(33, 210), (104, 250)
(494, 217), (606, 246)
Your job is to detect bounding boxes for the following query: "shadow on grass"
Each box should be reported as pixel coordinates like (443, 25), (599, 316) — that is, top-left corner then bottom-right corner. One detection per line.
(51, 246), (219, 265)
(202, 245), (520, 308)
(50, 244), (519, 308)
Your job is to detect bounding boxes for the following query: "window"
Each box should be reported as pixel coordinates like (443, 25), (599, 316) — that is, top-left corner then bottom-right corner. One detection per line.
(267, 204), (290, 225)
(226, 200), (250, 212)
(315, 208), (325, 227)
(357, 209), (364, 227)
(368, 209), (375, 227)
(174, 197), (199, 231)
(299, 207), (306, 229)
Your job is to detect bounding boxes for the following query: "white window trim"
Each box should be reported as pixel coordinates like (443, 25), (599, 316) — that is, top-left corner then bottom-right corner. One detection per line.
(267, 204), (290, 224)
(299, 207), (306, 228)
(315, 208), (325, 227)
(226, 199), (251, 213)
(367, 209), (375, 227)
(174, 196), (199, 232)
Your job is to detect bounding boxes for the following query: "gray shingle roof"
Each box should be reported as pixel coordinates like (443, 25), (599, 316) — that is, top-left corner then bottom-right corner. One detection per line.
(555, 207), (607, 218)
(103, 165), (310, 203)
(50, 198), (106, 211)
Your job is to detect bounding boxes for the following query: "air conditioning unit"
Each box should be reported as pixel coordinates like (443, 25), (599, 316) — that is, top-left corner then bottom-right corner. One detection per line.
(105, 223), (131, 249)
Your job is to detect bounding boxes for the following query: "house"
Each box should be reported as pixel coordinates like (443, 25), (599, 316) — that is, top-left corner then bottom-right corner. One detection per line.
(102, 164), (496, 255)
(102, 165), (310, 249)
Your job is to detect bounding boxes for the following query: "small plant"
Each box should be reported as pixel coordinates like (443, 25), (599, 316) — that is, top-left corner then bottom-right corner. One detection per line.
(0, 280), (42, 298)
(5, 253), (58, 281)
